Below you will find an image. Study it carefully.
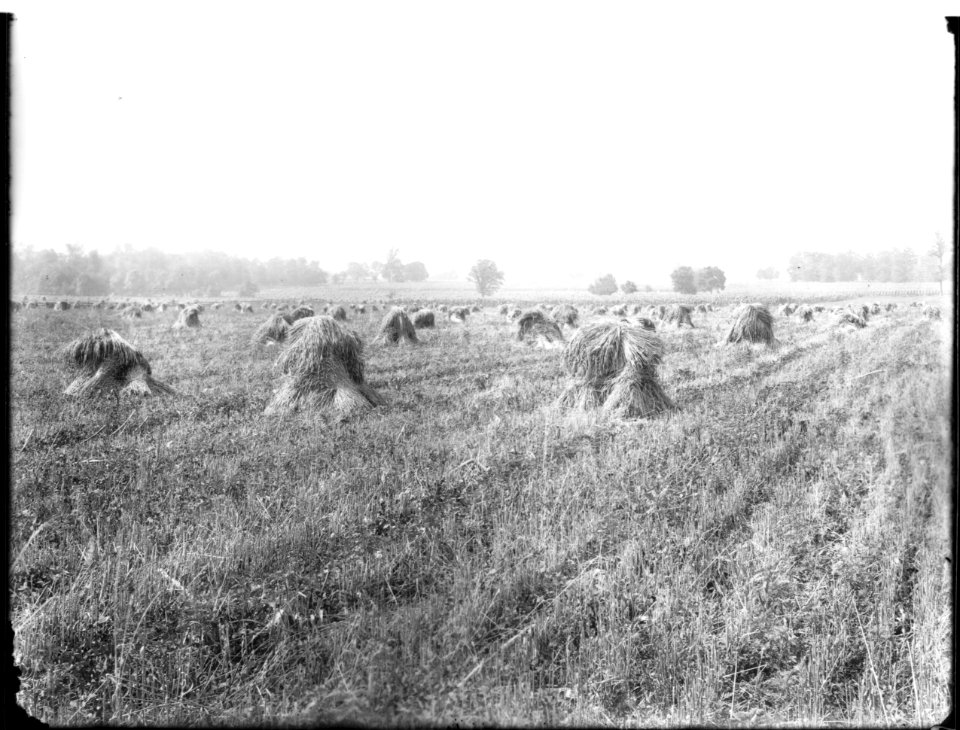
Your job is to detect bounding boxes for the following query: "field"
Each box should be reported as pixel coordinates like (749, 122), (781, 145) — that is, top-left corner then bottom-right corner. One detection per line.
(10, 293), (953, 726)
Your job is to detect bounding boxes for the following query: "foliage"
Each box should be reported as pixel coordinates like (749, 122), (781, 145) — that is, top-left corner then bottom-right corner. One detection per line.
(11, 245), (329, 296)
(238, 280), (259, 297)
(694, 266), (726, 292)
(587, 274), (618, 296)
(620, 280), (638, 294)
(756, 267), (780, 280)
(670, 266), (697, 294)
(787, 248), (932, 283)
(467, 259), (505, 296)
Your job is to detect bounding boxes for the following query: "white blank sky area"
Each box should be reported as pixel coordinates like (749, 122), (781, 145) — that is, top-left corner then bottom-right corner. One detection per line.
(11, 1), (955, 286)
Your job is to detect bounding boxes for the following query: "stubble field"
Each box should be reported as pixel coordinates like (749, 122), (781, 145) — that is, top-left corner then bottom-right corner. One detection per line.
(10, 294), (953, 726)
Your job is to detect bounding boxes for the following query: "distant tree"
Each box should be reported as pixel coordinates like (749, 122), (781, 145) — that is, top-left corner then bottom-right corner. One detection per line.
(620, 280), (638, 294)
(238, 280), (259, 297)
(670, 266), (697, 294)
(345, 262), (371, 282)
(467, 259), (505, 296)
(756, 267), (779, 280)
(930, 232), (947, 293)
(695, 266), (726, 292)
(588, 274), (618, 296)
(403, 261), (429, 282)
(381, 248), (406, 282)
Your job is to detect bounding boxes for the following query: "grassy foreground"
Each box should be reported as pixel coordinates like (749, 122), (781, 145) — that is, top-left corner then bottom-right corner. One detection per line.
(10, 299), (952, 726)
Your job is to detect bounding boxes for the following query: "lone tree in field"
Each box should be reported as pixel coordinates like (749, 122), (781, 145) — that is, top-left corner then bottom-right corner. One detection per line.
(930, 232), (947, 294)
(64, 328), (174, 399)
(558, 322), (674, 419)
(620, 280), (638, 294)
(264, 316), (384, 417)
(467, 260), (505, 297)
(588, 274), (618, 296)
(694, 266), (726, 292)
(670, 267), (697, 294)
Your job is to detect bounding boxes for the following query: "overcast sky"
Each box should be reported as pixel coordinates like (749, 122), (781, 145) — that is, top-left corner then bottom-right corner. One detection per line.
(11, 1), (956, 286)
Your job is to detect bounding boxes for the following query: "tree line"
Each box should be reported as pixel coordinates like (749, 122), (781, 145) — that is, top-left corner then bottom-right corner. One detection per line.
(11, 245), (331, 297)
(786, 243), (946, 284)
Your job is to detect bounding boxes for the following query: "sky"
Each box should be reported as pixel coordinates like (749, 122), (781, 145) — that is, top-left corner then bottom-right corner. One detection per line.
(10, 1), (956, 287)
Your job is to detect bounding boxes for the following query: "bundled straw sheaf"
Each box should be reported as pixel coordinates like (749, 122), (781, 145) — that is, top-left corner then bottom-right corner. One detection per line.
(265, 315), (383, 417)
(331, 305), (348, 321)
(635, 317), (657, 331)
(64, 328), (174, 398)
(253, 313), (291, 345)
(558, 322), (673, 418)
(551, 304), (579, 328)
(665, 304), (694, 328)
(413, 310), (435, 328)
(796, 305), (814, 322)
(173, 306), (202, 329)
(517, 310), (564, 345)
(284, 306), (315, 324)
(726, 303), (775, 345)
(835, 309), (867, 328)
(376, 307), (418, 344)
(449, 306), (470, 322)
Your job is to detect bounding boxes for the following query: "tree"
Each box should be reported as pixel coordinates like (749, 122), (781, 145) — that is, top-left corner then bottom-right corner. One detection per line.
(695, 266), (726, 292)
(381, 248), (405, 282)
(238, 280), (259, 297)
(403, 261), (429, 282)
(756, 267), (779, 280)
(467, 259), (504, 296)
(345, 262), (371, 281)
(588, 274), (618, 296)
(670, 266), (697, 294)
(620, 280), (638, 294)
(930, 232), (947, 294)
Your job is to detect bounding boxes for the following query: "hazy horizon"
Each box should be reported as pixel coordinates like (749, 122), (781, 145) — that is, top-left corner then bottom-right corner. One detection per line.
(11, 2), (954, 288)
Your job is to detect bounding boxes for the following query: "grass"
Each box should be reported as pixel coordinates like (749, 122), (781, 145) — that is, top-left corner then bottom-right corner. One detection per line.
(10, 295), (952, 726)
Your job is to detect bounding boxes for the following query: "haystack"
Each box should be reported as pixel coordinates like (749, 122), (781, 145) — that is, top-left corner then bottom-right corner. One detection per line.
(922, 305), (941, 320)
(264, 316), (384, 417)
(449, 306), (470, 323)
(593, 306), (608, 315)
(241, 303), (254, 313)
(284, 305), (315, 324)
(141, 303), (154, 312)
(413, 310), (435, 328)
(509, 308), (522, 320)
(120, 305), (142, 319)
(835, 309), (867, 328)
(11, 300), (21, 312)
(557, 322), (673, 419)
(54, 300), (71, 311)
(253, 313), (291, 345)
(796, 305), (814, 322)
(858, 304), (870, 321)
(356, 304), (366, 314)
(813, 305), (825, 313)
(376, 307), (418, 345)
(696, 304), (708, 314)
(498, 304), (510, 315)
(552, 304), (579, 328)
(725, 303), (775, 345)
(665, 304), (694, 328)
(885, 303), (897, 312)
(611, 305), (627, 316)
(64, 328), (174, 399)
(173, 306), (202, 329)
(870, 302), (881, 315)
(517, 310), (564, 346)
(635, 317), (657, 331)
(331, 305), (348, 321)
(471, 305), (482, 313)
(437, 304), (449, 313)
